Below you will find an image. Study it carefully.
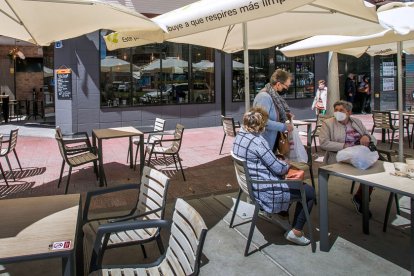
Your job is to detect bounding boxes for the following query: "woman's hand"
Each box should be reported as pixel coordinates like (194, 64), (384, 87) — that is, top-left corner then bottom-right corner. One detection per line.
(286, 123), (294, 133)
(359, 135), (370, 146)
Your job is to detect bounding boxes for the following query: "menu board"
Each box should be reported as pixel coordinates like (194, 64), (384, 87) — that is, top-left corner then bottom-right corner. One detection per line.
(56, 68), (72, 100)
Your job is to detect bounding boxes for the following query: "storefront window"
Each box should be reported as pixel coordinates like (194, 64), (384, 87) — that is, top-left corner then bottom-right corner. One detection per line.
(43, 45), (54, 110)
(100, 31), (215, 107)
(275, 48), (315, 99)
(232, 49), (271, 102)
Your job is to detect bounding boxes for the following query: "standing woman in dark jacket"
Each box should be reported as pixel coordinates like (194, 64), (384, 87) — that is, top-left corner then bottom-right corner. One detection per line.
(233, 106), (315, 246)
(344, 73), (356, 103)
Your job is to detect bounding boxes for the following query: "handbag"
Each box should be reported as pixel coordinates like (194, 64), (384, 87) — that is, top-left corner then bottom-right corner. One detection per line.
(277, 131), (290, 156)
(286, 167), (305, 181)
(315, 98), (325, 110)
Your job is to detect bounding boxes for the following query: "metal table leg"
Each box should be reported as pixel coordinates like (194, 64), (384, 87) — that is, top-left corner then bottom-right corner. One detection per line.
(319, 171), (329, 251)
(362, 183), (370, 234)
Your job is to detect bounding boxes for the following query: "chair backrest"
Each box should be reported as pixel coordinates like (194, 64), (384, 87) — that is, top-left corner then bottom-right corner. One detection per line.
(222, 116), (237, 137)
(148, 118), (166, 144)
(372, 110), (395, 130)
(230, 151), (257, 204)
(153, 117), (166, 132)
(55, 134), (70, 164)
(170, 124), (185, 153)
(136, 166), (170, 220)
(6, 128), (19, 153)
(56, 126), (63, 139)
(312, 114), (330, 137)
(165, 198), (208, 275)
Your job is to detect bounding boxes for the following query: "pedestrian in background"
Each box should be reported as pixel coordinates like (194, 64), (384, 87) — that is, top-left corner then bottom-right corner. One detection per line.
(311, 79), (328, 115)
(1, 92), (9, 124)
(358, 75), (371, 114)
(344, 73), (356, 104)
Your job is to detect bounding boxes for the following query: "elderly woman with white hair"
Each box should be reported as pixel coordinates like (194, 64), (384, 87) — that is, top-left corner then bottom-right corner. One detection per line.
(319, 100), (376, 217)
(232, 106), (315, 246)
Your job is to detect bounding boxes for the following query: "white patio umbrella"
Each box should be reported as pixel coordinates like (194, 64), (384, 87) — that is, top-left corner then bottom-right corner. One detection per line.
(0, 0), (165, 46)
(104, 0), (383, 111)
(192, 59), (247, 72)
(280, 2), (414, 161)
(142, 57), (188, 73)
(101, 56), (139, 73)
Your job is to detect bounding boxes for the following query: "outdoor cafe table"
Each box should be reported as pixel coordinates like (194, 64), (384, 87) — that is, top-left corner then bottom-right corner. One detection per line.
(292, 119), (312, 157)
(92, 126), (144, 186)
(0, 194), (81, 276)
(318, 161), (414, 274)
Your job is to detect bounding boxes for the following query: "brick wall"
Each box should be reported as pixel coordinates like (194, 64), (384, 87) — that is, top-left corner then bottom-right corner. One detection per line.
(0, 45), (44, 100)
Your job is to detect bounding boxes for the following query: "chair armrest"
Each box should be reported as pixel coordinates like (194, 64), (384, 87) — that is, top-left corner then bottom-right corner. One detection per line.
(90, 219), (170, 273)
(82, 183), (140, 224)
(153, 138), (180, 144)
(147, 131), (174, 139)
(249, 179), (304, 190)
(235, 121), (241, 128)
(108, 207), (163, 223)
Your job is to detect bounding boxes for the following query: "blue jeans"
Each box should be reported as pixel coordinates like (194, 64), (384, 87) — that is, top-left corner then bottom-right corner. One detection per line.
(289, 184), (315, 231)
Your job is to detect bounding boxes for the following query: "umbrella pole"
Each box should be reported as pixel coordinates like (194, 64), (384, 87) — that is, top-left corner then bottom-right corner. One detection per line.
(398, 41), (403, 162)
(243, 22), (250, 111)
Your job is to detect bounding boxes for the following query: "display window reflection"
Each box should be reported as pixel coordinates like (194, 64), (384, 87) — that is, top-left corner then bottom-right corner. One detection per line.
(99, 31), (215, 107)
(232, 49), (270, 102)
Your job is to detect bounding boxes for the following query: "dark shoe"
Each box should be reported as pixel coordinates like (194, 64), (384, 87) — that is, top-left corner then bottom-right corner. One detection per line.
(352, 196), (372, 218)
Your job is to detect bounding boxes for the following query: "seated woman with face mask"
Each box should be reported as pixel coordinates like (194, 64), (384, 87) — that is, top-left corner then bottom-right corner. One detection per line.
(319, 100), (376, 217)
(233, 106), (315, 246)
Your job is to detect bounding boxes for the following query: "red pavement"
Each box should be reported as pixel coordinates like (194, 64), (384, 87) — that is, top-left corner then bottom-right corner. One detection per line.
(0, 114), (408, 203)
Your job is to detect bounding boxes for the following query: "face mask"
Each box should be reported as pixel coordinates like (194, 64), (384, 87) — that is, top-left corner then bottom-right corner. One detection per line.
(334, 111), (347, 122)
(279, 88), (288, 95)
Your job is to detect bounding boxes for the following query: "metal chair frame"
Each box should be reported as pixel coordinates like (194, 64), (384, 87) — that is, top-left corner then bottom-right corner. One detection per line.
(230, 152), (315, 256)
(219, 116), (240, 155)
(89, 198), (208, 276)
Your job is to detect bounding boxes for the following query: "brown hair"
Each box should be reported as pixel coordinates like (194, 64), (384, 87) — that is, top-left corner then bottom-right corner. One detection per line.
(269, 69), (292, 86)
(243, 106), (269, 133)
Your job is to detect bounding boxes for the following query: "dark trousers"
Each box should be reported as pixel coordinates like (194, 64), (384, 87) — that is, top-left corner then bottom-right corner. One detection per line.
(289, 184), (315, 231)
(2, 106), (8, 123)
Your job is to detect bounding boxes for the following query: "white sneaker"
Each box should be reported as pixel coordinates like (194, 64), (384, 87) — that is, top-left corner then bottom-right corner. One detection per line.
(285, 230), (310, 246)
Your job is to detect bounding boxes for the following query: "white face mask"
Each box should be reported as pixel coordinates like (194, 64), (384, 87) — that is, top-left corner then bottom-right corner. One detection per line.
(334, 111), (347, 122)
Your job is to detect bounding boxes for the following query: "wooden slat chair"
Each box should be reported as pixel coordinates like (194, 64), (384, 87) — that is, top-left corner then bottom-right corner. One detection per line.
(0, 135), (9, 186)
(128, 117), (166, 170)
(56, 126), (92, 155)
(219, 116), (240, 154)
(55, 133), (99, 194)
(230, 152), (315, 256)
(146, 124), (186, 181)
(88, 198), (208, 276)
(371, 111), (397, 149)
(83, 166), (170, 272)
(0, 128), (22, 181)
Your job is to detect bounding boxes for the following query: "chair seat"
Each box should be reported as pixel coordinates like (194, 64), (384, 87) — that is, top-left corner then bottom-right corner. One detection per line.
(68, 152), (98, 166)
(149, 145), (175, 154)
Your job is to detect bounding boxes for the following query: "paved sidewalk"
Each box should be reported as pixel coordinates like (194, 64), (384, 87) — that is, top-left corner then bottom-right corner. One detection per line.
(0, 114), (413, 275)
